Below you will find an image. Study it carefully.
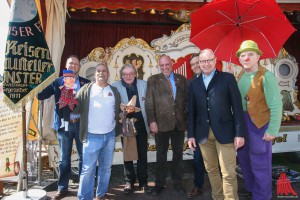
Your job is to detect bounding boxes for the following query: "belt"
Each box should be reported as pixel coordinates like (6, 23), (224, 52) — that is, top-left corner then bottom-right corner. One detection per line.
(69, 118), (80, 123)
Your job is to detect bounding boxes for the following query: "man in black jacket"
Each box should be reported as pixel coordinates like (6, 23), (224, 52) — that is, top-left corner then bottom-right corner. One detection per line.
(187, 53), (205, 199)
(188, 49), (245, 200)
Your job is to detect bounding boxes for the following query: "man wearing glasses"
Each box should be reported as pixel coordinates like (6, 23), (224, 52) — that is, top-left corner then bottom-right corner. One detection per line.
(112, 64), (149, 194)
(188, 49), (245, 200)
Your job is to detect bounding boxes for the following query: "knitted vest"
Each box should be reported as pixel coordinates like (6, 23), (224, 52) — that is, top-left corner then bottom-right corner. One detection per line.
(237, 65), (270, 128)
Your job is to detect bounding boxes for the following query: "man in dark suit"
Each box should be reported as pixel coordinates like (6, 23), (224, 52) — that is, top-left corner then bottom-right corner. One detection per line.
(37, 55), (90, 200)
(187, 53), (206, 199)
(187, 49), (245, 200)
(145, 54), (187, 196)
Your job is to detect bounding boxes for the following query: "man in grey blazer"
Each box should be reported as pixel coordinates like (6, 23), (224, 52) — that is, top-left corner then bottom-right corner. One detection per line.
(145, 54), (187, 196)
(188, 49), (245, 200)
(111, 64), (149, 194)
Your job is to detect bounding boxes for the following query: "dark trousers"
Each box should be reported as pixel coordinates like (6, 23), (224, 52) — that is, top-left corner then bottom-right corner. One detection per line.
(123, 125), (148, 186)
(155, 129), (185, 187)
(193, 144), (205, 188)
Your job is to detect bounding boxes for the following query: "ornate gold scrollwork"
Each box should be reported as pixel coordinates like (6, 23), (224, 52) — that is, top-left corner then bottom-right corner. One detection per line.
(88, 47), (112, 64)
(293, 86), (300, 110)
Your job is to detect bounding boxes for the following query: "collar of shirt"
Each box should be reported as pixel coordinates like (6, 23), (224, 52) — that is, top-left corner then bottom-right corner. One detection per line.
(70, 76), (81, 119)
(202, 68), (216, 89)
(74, 76), (81, 92)
(164, 72), (174, 80)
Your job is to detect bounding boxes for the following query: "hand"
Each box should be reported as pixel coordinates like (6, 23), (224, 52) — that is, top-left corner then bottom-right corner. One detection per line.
(226, 63), (235, 74)
(188, 138), (196, 151)
(150, 122), (158, 135)
(234, 137), (245, 150)
(262, 133), (275, 141)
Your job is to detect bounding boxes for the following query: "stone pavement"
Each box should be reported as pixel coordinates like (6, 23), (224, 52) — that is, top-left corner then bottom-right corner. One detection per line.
(2, 160), (300, 199)
(45, 161), (217, 200)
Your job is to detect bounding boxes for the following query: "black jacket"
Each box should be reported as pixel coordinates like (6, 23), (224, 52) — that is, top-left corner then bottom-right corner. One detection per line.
(188, 71), (245, 144)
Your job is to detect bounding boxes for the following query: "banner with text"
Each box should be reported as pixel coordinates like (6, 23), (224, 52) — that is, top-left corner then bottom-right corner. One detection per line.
(3, 0), (55, 108)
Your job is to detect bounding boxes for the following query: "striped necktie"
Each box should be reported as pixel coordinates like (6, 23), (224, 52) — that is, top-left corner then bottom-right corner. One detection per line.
(167, 76), (174, 100)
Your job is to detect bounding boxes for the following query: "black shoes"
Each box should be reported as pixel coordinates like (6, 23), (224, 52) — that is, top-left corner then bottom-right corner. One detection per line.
(238, 187), (252, 197)
(149, 184), (185, 196)
(124, 182), (134, 194)
(151, 186), (164, 196)
(139, 184), (150, 192)
(173, 184), (186, 195)
(124, 182), (151, 194)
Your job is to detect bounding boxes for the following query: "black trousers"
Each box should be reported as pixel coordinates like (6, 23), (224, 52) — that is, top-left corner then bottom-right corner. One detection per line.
(122, 125), (148, 186)
(155, 129), (185, 187)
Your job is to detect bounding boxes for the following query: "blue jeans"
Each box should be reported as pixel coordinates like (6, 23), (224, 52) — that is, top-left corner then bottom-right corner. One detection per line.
(57, 122), (82, 191)
(78, 130), (115, 200)
(193, 143), (205, 188)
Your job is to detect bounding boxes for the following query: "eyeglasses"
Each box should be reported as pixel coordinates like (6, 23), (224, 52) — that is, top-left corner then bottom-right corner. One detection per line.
(199, 58), (215, 64)
(122, 73), (135, 77)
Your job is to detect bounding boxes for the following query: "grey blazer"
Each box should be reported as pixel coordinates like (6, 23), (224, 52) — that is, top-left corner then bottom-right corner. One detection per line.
(111, 79), (149, 134)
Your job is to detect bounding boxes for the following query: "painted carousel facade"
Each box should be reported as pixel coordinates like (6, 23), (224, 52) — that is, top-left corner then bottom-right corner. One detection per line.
(32, 0), (300, 166)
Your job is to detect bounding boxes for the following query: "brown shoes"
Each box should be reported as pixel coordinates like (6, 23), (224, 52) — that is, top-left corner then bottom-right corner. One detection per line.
(95, 194), (110, 200)
(188, 186), (203, 199)
(52, 190), (73, 200)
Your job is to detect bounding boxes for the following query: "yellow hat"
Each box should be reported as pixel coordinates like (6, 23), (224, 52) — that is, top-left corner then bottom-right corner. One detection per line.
(236, 40), (262, 57)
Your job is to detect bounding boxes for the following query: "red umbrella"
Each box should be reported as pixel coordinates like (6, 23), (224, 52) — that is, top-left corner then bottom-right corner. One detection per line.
(190, 0), (296, 65)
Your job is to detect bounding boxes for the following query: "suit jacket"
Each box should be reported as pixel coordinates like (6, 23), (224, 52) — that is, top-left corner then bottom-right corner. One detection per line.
(187, 75), (198, 89)
(188, 71), (245, 144)
(37, 76), (90, 131)
(186, 75), (199, 112)
(145, 73), (187, 132)
(111, 79), (149, 134)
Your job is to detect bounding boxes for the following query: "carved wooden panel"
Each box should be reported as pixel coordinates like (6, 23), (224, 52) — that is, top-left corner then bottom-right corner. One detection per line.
(151, 23), (199, 79)
(79, 37), (158, 83)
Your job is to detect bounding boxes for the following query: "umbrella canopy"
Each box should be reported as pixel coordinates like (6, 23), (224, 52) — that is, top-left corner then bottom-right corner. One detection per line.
(190, 0), (296, 65)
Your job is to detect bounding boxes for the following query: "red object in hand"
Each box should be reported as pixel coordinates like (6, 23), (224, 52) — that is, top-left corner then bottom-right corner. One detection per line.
(294, 113), (300, 121)
(58, 86), (78, 111)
